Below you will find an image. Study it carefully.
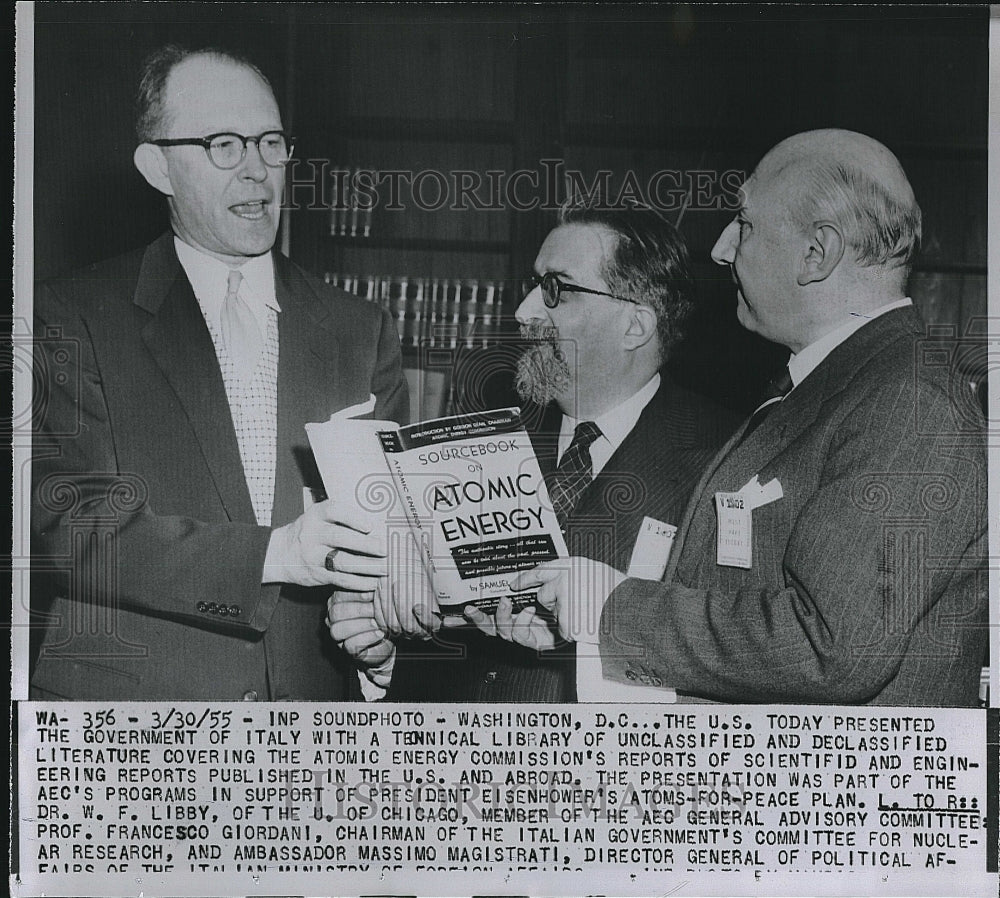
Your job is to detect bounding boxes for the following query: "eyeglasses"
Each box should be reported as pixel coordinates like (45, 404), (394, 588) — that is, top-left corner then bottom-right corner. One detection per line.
(528, 272), (636, 309)
(148, 131), (295, 170)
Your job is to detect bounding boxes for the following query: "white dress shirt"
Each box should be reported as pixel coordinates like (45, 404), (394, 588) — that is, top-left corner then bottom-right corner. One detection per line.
(555, 374), (683, 703)
(557, 373), (660, 478)
(787, 298), (912, 388)
(175, 237), (281, 334)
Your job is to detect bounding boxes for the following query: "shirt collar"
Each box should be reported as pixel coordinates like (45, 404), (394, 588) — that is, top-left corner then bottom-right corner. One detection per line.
(174, 237), (281, 333)
(559, 373), (660, 455)
(787, 297), (912, 388)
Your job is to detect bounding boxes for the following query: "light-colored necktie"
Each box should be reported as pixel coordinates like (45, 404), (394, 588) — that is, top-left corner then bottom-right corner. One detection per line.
(220, 269), (263, 385)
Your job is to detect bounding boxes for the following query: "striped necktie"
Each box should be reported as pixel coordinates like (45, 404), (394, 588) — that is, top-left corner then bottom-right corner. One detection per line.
(547, 421), (602, 528)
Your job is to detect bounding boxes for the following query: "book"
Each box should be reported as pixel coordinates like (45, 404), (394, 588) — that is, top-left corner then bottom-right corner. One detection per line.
(306, 398), (567, 615)
(323, 274), (512, 351)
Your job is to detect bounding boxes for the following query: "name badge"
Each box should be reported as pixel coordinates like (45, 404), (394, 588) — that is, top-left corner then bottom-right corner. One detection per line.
(715, 475), (784, 569)
(627, 516), (677, 580)
(715, 491), (752, 568)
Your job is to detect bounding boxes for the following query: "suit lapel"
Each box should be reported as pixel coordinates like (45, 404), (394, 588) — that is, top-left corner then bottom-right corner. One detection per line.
(719, 363), (828, 484)
(664, 361), (834, 582)
(573, 379), (703, 569)
(136, 235), (256, 523)
(708, 307), (916, 493)
(575, 396), (661, 523)
(575, 408), (656, 570)
(270, 255), (345, 526)
(528, 402), (562, 477)
(665, 307), (918, 582)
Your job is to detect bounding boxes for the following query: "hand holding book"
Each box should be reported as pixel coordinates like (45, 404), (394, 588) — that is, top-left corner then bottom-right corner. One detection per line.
(262, 498), (387, 589)
(325, 592), (395, 672)
(307, 403), (569, 619)
(466, 557), (626, 650)
(326, 531), (465, 644)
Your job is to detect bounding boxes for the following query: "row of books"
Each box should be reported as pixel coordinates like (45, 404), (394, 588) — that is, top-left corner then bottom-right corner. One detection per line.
(324, 273), (518, 348)
(328, 166), (374, 237)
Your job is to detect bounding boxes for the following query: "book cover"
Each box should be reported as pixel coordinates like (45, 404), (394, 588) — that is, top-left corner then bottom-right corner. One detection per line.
(378, 407), (567, 613)
(306, 399), (566, 616)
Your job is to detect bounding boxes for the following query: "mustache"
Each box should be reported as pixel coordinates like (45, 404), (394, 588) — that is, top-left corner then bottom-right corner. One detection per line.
(519, 322), (564, 362)
(514, 328), (572, 406)
(519, 322), (560, 344)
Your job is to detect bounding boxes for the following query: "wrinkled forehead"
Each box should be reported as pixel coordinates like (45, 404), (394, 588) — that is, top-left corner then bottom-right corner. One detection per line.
(162, 55), (282, 135)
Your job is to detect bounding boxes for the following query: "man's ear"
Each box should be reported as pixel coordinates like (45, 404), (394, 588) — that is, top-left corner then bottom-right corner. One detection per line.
(798, 221), (844, 285)
(622, 304), (659, 352)
(134, 143), (174, 196)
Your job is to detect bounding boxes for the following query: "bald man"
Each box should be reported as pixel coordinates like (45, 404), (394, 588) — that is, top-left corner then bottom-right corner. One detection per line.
(494, 129), (987, 707)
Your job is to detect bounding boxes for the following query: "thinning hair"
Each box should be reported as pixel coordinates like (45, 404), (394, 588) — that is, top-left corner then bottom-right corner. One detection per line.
(787, 159), (922, 276)
(134, 44), (276, 142)
(559, 198), (695, 365)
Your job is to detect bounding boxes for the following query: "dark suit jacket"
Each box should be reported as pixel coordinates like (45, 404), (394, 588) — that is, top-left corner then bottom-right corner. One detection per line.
(30, 233), (408, 700)
(387, 376), (741, 701)
(601, 307), (987, 707)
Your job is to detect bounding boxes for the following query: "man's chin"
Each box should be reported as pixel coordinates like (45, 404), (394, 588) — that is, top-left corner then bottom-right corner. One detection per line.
(235, 233), (280, 257)
(515, 350), (571, 407)
(227, 217), (280, 255)
(735, 302), (772, 343)
(514, 375), (555, 408)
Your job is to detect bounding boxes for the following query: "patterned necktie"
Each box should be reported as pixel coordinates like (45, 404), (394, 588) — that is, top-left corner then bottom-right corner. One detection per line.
(547, 421), (602, 528)
(739, 367), (793, 445)
(220, 269), (263, 385)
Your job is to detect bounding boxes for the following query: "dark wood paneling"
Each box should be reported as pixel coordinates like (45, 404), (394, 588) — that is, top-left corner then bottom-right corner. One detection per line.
(344, 23), (517, 122)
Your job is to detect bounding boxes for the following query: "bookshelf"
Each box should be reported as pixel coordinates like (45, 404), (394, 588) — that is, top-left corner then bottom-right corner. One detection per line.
(281, 7), (987, 417)
(288, 15), (552, 420)
(32, 5), (987, 363)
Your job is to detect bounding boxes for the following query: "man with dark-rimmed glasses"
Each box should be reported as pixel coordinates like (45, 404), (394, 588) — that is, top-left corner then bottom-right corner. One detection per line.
(484, 131), (988, 708)
(333, 200), (740, 702)
(30, 44), (408, 700)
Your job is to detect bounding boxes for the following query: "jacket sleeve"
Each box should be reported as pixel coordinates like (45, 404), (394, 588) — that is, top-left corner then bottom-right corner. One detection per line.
(31, 282), (282, 634)
(598, 374), (986, 704)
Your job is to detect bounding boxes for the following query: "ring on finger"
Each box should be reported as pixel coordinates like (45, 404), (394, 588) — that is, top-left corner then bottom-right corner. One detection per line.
(324, 548), (339, 572)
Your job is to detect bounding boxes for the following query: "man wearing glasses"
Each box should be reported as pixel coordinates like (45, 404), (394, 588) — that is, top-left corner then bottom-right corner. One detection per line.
(330, 201), (740, 702)
(483, 130), (987, 707)
(30, 45), (407, 700)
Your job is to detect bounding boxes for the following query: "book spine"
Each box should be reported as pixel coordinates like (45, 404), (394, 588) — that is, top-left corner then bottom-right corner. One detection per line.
(388, 278), (407, 342)
(328, 272), (511, 348)
(427, 278), (441, 348)
(480, 282), (496, 348)
(446, 281), (461, 349)
(462, 280), (478, 349)
(380, 442), (439, 584)
(407, 278), (425, 348)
